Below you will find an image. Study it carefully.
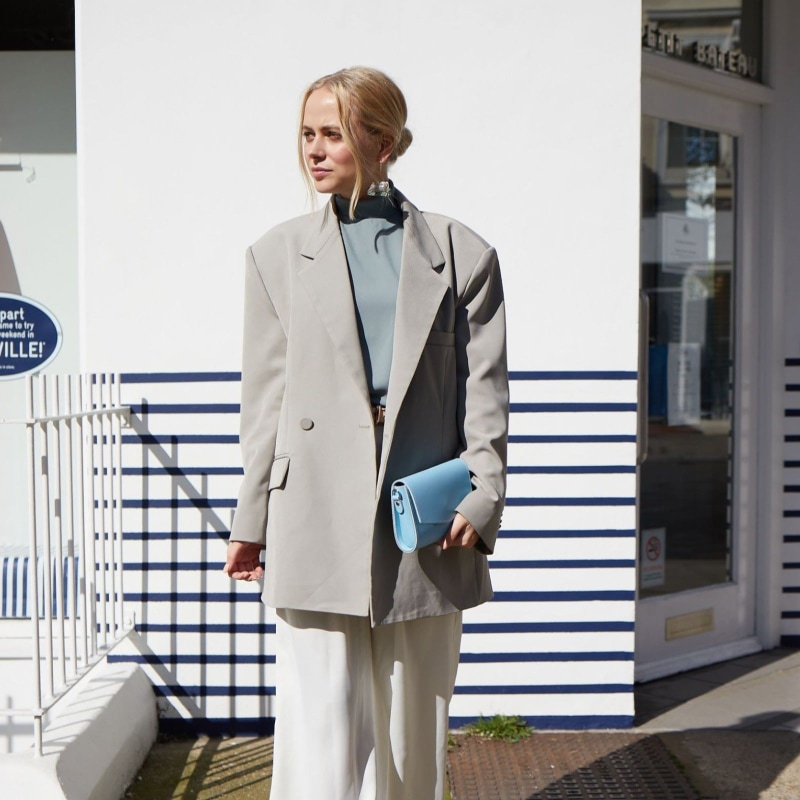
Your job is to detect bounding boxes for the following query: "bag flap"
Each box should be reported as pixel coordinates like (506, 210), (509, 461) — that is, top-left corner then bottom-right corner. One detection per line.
(396, 459), (472, 525)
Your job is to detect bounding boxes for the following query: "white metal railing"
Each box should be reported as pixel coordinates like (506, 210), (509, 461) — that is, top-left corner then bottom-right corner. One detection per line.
(0, 372), (132, 756)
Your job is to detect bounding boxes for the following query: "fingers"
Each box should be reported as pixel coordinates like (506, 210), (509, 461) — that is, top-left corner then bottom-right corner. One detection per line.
(224, 541), (264, 581)
(226, 560), (264, 581)
(442, 513), (478, 550)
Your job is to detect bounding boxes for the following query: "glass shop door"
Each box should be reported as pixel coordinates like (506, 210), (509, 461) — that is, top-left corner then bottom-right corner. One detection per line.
(636, 78), (761, 680)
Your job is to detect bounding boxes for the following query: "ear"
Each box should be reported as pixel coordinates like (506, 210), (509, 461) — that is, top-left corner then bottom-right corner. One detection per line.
(377, 134), (394, 165)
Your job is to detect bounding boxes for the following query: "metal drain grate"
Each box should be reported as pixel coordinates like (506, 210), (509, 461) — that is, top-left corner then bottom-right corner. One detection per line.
(447, 733), (700, 800)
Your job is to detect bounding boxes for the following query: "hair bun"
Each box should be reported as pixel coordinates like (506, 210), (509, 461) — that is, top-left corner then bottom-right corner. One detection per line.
(395, 127), (413, 158)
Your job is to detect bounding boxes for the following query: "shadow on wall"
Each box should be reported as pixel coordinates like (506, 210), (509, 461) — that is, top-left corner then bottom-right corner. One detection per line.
(115, 396), (273, 735)
(0, 220), (21, 294)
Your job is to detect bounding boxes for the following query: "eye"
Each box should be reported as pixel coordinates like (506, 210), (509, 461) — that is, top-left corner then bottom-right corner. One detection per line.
(327, 131), (342, 140)
(302, 130), (314, 141)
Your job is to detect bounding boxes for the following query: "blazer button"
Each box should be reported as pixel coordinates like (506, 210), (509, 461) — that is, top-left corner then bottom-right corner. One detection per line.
(299, 418), (314, 431)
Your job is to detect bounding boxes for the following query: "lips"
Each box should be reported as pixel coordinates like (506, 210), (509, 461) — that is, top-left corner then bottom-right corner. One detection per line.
(311, 168), (331, 179)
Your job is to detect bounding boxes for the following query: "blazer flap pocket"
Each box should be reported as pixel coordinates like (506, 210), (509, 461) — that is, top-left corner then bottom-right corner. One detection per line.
(426, 329), (455, 347)
(268, 454), (290, 491)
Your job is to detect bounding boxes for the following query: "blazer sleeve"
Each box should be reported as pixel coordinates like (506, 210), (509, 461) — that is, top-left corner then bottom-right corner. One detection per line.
(454, 245), (509, 554)
(229, 246), (288, 546)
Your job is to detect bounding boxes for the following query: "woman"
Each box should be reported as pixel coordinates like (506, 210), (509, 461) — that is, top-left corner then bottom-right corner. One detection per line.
(224, 67), (508, 800)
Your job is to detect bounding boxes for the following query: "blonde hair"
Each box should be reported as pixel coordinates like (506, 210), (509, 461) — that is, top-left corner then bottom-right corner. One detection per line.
(298, 67), (413, 218)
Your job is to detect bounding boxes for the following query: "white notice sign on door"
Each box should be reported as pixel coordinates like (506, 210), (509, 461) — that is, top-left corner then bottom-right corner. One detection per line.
(667, 342), (701, 426)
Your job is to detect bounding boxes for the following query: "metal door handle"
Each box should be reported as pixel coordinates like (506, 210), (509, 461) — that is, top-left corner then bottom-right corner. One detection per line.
(637, 291), (649, 466)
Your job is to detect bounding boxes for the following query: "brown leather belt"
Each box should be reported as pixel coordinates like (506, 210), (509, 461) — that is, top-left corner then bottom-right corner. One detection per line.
(371, 404), (386, 425)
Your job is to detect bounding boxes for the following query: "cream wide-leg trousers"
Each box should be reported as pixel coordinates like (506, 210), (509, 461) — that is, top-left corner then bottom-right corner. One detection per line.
(269, 608), (462, 800)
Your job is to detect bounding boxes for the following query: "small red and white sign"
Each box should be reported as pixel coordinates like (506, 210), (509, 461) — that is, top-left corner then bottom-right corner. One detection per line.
(641, 528), (666, 589)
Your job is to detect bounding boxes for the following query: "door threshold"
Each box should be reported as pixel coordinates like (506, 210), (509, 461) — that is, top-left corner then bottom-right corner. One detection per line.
(635, 636), (762, 683)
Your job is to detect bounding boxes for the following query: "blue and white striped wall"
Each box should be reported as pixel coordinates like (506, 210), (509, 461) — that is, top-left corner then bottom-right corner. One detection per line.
(782, 358), (800, 646)
(112, 369), (637, 732)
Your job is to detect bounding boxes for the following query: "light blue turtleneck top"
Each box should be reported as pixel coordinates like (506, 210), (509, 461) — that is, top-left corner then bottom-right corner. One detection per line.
(334, 193), (404, 407)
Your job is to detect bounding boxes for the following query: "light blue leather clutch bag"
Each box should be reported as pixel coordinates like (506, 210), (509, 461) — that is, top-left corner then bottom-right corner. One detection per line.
(391, 458), (472, 553)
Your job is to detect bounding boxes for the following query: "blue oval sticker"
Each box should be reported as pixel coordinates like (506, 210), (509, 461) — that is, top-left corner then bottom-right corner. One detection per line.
(0, 294), (63, 381)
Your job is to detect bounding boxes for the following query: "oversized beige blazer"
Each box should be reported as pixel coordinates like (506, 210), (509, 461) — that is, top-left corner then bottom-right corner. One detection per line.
(230, 191), (508, 625)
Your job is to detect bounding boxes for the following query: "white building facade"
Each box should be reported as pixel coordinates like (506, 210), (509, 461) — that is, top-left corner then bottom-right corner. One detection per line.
(1, 0), (798, 734)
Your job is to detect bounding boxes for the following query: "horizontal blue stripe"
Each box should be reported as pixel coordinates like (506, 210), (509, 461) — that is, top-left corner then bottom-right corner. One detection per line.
(508, 465), (636, 474)
(160, 718), (275, 737)
(110, 653), (274, 665)
(780, 635), (800, 647)
(123, 498), (237, 509)
(123, 434), (238, 445)
(123, 370), (639, 385)
(787, 436), (800, 443)
(506, 497), (636, 506)
(782, 587), (800, 593)
(500, 529), (636, 539)
(136, 623), (276, 634)
(510, 402), (636, 413)
(124, 592), (260, 602)
(509, 435), (636, 443)
(123, 467), (243, 476)
(787, 410), (800, 417)
(787, 384), (800, 392)
(153, 685), (275, 698)
(122, 372), (241, 383)
(490, 559), (635, 569)
(509, 371), (637, 381)
(781, 611), (800, 619)
(783, 563), (800, 569)
(130, 403), (239, 414)
(123, 558), (636, 573)
(450, 714), (634, 730)
(784, 511), (800, 518)
(459, 651), (633, 663)
(493, 590), (634, 601)
(785, 486), (800, 493)
(126, 562), (218, 571)
(786, 358), (800, 367)
(463, 621), (634, 633)
(786, 462), (800, 469)
(453, 684), (632, 695)
(784, 536), (800, 544)
(124, 531), (228, 541)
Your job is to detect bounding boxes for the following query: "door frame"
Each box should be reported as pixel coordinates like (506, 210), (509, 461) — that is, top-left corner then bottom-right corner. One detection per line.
(636, 59), (775, 681)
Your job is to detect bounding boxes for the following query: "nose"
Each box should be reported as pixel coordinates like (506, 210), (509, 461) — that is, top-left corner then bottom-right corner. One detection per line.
(305, 137), (324, 162)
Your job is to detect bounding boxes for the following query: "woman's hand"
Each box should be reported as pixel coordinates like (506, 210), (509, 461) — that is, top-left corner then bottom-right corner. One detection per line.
(224, 541), (265, 581)
(442, 512), (479, 550)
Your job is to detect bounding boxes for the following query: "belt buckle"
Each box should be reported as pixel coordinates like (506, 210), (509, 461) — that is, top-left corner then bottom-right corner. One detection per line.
(372, 405), (386, 425)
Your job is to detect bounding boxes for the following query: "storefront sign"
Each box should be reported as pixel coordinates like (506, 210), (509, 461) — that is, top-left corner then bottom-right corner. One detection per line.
(642, 23), (758, 80)
(0, 293), (63, 380)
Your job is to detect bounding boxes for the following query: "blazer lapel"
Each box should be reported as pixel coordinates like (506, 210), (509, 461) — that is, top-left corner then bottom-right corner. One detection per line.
(380, 194), (448, 482)
(298, 202), (370, 404)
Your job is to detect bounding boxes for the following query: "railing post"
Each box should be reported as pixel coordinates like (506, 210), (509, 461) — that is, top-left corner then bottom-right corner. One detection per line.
(37, 377), (55, 702)
(25, 376), (44, 757)
(113, 373), (126, 631)
(64, 375), (79, 676)
(82, 373), (99, 658)
(51, 376), (68, 690)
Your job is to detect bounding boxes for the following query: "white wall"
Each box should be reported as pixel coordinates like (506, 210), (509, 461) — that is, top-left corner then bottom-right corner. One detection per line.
(77, 0), (642, 374)
(77, 0), (642, 727)
(0, 52), (78, 549)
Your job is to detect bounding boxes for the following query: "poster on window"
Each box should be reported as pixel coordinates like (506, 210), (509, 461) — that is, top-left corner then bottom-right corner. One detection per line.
(667, 342), (701, 426)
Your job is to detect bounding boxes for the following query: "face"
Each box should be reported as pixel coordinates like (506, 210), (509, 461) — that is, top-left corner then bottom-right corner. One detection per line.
(301, 88), (382, 197)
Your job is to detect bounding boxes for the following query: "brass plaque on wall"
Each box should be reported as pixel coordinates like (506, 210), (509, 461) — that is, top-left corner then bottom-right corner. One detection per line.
(665, 609), (715, 641)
